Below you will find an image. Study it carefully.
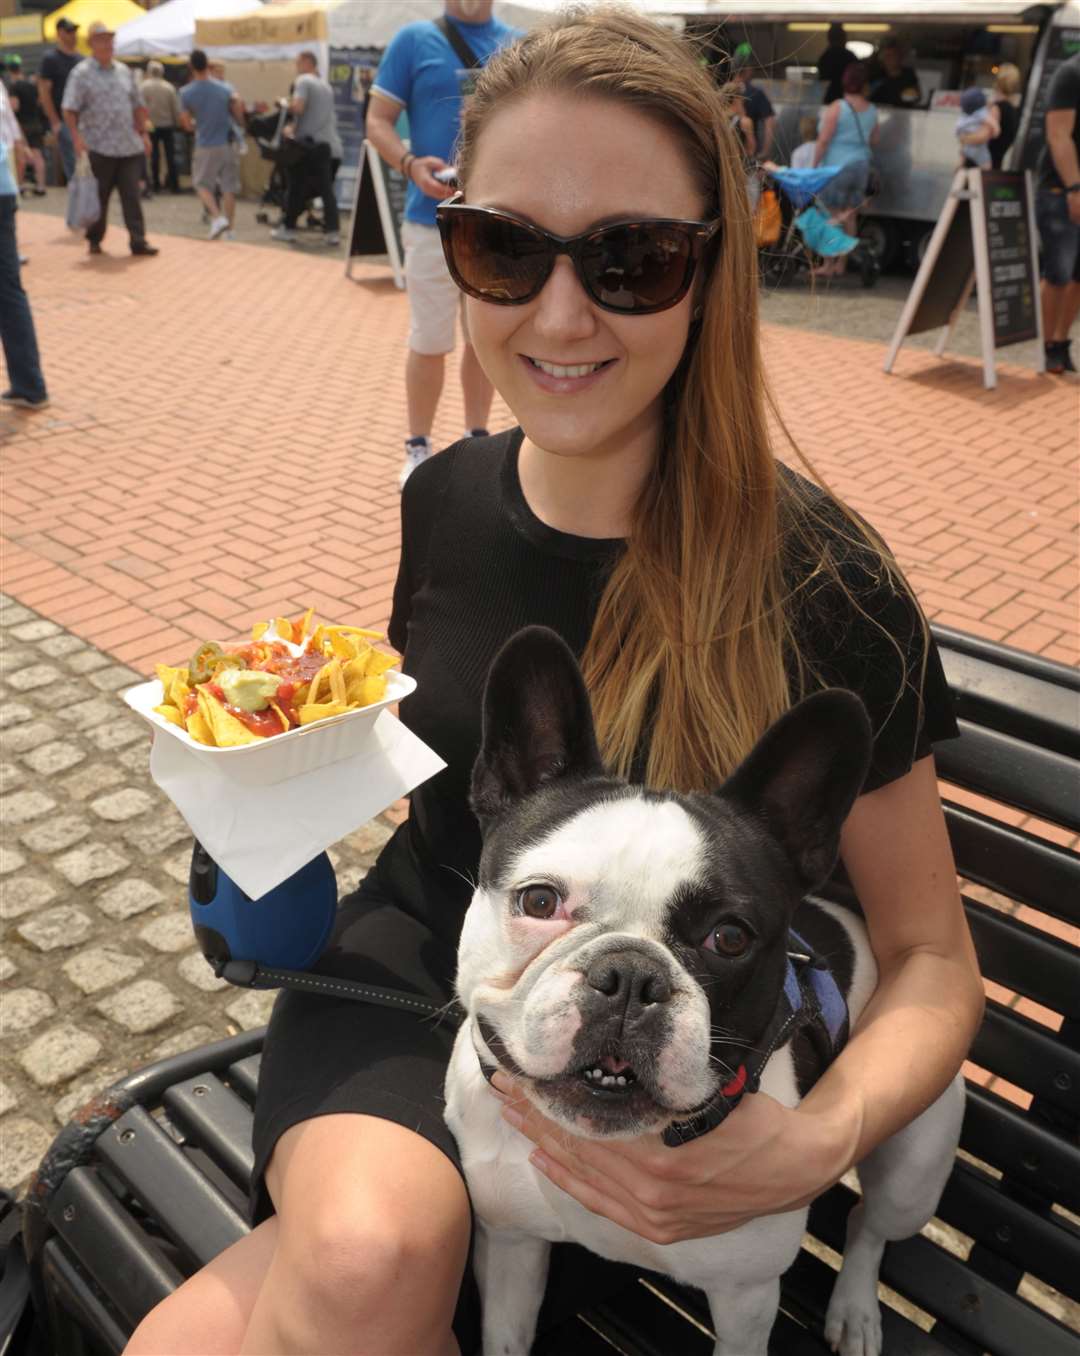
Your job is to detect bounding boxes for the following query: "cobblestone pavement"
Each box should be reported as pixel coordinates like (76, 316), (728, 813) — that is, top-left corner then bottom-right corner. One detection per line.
(0, 592), (398, 1190)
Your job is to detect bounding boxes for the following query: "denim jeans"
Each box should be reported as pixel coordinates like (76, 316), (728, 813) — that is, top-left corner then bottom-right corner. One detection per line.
(0, 195), (47, 401)
(57, 123), (76, 183)
(1035, 188), (1080, 287)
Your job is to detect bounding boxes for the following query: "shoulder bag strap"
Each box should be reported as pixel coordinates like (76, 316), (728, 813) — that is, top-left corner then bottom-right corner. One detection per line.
(434, 14), (483, 70)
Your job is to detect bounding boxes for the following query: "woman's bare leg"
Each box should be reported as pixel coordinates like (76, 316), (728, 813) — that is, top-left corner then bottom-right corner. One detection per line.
(124, 1113), (471, 1356)
(125, 1219), (279, 1355)
(240, 1113), (469, 1355)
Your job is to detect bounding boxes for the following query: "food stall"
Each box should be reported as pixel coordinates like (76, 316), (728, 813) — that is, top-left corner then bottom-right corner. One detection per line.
(680, 0), (1080, 268)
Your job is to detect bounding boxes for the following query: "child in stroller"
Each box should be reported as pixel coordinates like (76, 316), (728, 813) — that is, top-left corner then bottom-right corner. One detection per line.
(757, 162), (879, 289)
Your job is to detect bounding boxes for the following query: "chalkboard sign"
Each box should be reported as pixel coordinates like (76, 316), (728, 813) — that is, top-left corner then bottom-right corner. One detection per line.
(1020, 23), (1080, 173)
(980, 171), (1038, 347)
(885, 168), (1044, 389)
(904, 202), (973, 338)
(345, 139), (406, 287)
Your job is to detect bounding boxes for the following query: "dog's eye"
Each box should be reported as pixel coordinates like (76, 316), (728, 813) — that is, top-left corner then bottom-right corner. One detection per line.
(704, 922), (752, 957)
(518, 885), (561, 919)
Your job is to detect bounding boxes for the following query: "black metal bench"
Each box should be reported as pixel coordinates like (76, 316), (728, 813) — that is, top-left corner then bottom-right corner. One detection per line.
(13, 625), (1080, 1356)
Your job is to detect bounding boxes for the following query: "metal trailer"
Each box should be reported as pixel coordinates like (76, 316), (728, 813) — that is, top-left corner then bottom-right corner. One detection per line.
(684, 0), (1080, 270)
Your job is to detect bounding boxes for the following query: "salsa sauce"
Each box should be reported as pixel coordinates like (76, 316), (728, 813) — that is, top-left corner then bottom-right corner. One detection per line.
(188, 644), (331, 738)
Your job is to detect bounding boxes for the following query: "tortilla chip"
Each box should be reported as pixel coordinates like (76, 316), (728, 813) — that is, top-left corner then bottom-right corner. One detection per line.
(293, 606), (315, 642)
(251, 621), (269, 641)
(273, 616), (294, 644)
(353, 675), (387, 706)
(364, 649), (398, 678)
(186, 705), (215, 746)
(297, 701), (349, 724)
(153, 703), (185, 729)
(196, 687), (259, 746)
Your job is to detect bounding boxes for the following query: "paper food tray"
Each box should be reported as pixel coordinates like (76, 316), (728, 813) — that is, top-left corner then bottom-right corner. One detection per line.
(123, 670), (417, 787)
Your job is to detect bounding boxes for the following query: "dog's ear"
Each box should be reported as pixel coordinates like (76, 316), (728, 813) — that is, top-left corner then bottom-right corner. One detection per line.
(471, 626), (605, 824)
(721, 690), (872, 892)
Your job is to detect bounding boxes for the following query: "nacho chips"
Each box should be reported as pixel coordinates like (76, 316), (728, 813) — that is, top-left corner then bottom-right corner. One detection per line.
(153, 609), (400, 747)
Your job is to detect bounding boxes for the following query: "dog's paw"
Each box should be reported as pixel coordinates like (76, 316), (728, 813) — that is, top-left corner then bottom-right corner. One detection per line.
(824, 1287), (883, 1356)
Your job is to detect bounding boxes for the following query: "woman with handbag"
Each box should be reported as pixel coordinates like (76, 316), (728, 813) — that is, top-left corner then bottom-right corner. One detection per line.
(812, 61), (879, 277)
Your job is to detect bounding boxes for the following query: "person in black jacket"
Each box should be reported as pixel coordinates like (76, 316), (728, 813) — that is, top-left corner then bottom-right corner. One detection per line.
(817, 23), (856, 105)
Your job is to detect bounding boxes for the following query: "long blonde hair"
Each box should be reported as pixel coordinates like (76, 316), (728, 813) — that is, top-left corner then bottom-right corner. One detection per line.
(457, 5), (916, 792)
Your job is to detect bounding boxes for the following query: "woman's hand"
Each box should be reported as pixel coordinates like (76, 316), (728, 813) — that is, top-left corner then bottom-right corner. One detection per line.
(491, 1073), (856, 1244)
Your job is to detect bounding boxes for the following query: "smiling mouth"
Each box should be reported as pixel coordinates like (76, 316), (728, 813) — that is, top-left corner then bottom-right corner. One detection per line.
(525, 356), (617, 379)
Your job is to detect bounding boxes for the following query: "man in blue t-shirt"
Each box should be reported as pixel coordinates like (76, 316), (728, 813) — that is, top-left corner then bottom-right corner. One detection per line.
(366, 0), (518, 488)
(179, 48), (246, 241)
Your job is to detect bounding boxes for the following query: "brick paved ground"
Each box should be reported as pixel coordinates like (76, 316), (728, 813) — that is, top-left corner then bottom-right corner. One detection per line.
(1, 206), (1077, 1258)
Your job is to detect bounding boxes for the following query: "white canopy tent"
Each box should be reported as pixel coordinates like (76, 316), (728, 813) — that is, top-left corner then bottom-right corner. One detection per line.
(114, 0), (264, 61)
(197, 0), (710, 61)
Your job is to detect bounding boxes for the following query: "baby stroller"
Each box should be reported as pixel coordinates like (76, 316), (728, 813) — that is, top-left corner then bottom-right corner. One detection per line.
(249, 103), (329, 231)
(759, 165), (879, 289)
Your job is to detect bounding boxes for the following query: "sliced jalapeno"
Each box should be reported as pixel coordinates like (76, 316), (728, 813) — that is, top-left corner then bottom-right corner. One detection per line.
(189, 641), (224, 684)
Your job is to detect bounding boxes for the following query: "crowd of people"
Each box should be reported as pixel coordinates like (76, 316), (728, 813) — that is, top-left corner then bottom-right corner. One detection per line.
(2, 3), (1079, 425)
(0, 21), (343, 250)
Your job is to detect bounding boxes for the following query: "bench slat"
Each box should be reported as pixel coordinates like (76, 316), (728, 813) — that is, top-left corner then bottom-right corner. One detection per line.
(41, 1238), (129, 1356)
(937, 645), (1080, 759)
(961, 1085), (1080, 1214)
(780, 1249), (969, 1355)
(227, 1053), (261, 1103)
(95, 1105), (248, 1269)
(937, 1160), (1080, 1304)
(946, 804), (1080, 928)
(970, 1003), (1080, 1117)
(163, 1074), (256, 1188)
(48, 1166), (183, 1331)
(936, 722), (1080, 834)
(965, 899), (1080, 1021)
(809, 1186), (1080, 1356)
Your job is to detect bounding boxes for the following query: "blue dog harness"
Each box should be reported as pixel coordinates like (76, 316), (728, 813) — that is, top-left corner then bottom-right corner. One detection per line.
(660, 927), (850, 1147)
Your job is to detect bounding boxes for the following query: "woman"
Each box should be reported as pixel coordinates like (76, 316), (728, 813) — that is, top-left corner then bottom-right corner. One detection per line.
(988, 63), (1022, 170)
(813, 61), (880, 276)
(127, 10), (982, 1355)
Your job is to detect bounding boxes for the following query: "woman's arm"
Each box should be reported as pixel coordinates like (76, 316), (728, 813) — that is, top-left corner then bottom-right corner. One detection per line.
(795, 756), (983, 1165)
(493, 756), (983, 1243)
(813, 101), (839, 166)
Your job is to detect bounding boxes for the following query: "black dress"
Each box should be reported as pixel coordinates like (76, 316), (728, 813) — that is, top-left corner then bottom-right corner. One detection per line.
(250, 427), (957, 1224)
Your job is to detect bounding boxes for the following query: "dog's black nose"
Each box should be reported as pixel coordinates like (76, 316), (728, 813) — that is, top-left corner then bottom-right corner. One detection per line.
(585, 949), (672, 1015)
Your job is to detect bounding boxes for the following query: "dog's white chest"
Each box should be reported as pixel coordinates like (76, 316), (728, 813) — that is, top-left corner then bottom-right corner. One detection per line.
(446, 1030), (808, 1291)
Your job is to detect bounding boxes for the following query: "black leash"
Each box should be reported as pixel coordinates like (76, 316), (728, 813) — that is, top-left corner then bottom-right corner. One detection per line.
(216, 959), (464, 1026)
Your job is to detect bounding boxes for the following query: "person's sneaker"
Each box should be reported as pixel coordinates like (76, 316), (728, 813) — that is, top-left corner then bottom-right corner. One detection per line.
(32, 187), (47, 197)
(1, 391), (50, 412)
(467, 428), (489, 439)
(399, 436), (433, 490)
(223, 230), (236, 242)
(131, 243), (159, 257)
(1046, 342), (1067, 375)
(88, 241), (103, 255)
(208, 214), (230, 240)
(323, 232), (341, 246)
(1059, 340), (1077, 374)
(271, 225), (298, 243)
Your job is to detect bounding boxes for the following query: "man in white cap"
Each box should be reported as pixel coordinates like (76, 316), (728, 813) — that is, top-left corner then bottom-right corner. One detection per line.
(62, 20), (158, 256)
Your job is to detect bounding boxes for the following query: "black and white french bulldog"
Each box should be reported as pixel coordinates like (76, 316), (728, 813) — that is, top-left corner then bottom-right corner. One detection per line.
(445, 626), (964, 1356)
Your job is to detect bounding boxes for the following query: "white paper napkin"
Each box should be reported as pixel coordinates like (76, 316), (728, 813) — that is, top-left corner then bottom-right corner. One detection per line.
(149, 710), (446, 899)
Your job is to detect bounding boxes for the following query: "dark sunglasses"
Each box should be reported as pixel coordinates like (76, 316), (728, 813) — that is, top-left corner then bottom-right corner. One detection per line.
(435, 194), (721, 316)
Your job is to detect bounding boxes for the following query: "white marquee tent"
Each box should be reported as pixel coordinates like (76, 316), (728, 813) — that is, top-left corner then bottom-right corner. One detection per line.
(114, 0), (264, 61)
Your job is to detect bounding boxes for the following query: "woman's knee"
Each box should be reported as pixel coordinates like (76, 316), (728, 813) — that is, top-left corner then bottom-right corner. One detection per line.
(265, 1114), (471, 1326)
